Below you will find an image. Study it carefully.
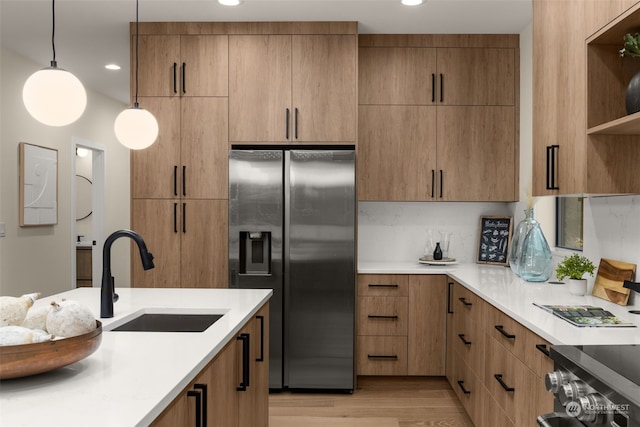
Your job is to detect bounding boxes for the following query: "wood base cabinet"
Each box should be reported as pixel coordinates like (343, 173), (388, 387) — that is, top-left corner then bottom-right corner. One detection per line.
(152, 303), (269, 427)
(445, 279), (554, 427)
(356, 274), (446, 376)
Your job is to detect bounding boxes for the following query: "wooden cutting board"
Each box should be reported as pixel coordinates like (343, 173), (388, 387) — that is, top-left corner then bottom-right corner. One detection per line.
(592, 258), (636, 306)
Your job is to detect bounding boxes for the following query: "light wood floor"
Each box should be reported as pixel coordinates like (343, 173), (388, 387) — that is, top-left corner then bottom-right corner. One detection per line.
(269, 376), (474, 427)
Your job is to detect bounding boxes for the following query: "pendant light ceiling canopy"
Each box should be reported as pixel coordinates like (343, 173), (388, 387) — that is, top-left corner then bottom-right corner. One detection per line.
(114, 0), (158, 150)
(22, 0), (87, 127)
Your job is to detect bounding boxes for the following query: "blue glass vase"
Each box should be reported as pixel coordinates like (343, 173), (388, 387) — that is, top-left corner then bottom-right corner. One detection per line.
(516, 208), (552, 282)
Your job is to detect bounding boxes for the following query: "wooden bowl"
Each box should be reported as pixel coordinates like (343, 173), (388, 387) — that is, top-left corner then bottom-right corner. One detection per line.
(0, 320), (102, 380)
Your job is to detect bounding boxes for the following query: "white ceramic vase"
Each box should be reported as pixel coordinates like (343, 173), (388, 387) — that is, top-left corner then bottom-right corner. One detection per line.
(568, 278), (587, 296)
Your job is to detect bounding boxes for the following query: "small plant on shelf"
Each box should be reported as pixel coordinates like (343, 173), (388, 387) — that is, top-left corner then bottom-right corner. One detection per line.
(620, 33), (640, 57)
(555, 253), (596, 281)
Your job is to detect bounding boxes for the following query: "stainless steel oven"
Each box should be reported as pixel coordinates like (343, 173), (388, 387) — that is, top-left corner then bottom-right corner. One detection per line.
(538, 345), (640, 427)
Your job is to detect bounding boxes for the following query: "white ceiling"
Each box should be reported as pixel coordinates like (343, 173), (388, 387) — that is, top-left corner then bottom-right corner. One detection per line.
(0, 0), (532, 104)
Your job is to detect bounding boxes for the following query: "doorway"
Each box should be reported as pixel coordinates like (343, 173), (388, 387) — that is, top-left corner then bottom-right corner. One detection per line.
(71, 137), (106, 289)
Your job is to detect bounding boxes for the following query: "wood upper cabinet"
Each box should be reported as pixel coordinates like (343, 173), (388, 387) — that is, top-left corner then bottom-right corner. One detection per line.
(133, 35), (228, 98)
(533, 0), (640, 196)
(358, 46), (515, 106)
(132, 199), (228, 288)
(229, 34), (356, 143)
(358, 105), (436, 201)
(131, 97), (228, 200)
(357, 37), (519, 202)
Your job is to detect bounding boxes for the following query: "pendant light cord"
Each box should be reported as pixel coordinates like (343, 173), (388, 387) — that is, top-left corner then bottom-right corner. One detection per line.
(51, 0), (57, 67)
(134, 0), (139, 108)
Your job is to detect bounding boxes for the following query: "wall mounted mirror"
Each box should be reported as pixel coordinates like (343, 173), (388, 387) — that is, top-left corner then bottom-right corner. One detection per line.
(75, 174), (92, 221)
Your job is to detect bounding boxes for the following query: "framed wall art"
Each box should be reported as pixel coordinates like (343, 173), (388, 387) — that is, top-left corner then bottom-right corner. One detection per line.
(477, 216), (512, 266)
(19, 142), (58, 226)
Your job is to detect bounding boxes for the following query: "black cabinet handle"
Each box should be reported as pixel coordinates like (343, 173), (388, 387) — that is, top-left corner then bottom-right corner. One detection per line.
(536, 343), (551, 358)
(256, 315), (265, 362)
(494, 374), (515, 392)
(546, 145), (559, 190)
(439, 73), (444, 102)
(182, 165), (186, 197)
(458, 297), (472, 307)
(173, 63), (177, 94)
(367, 354), (398, 360)
(439, 170), (443, 198)
(431, 170), (435, 198)
(182, 203), (186, 234)
(294, 108), (299, 139)
(182, 62), (186, 94)
(173, 165), (178, 196)
(187, 388), (202, 427)
(457, 380), (471, 395)
(173, 203), (178, 233)
(431, 73), (435, 103)
(494, 325), (516, 339)
(458, 333), (472, 345)
(446, 281), (453, 314)
(193, 384), (207, 427)
(237, 333), (250, 391)
(368, 283), (399, 288)
(368, 315), (399, 320)
(285, 108), (290, 140)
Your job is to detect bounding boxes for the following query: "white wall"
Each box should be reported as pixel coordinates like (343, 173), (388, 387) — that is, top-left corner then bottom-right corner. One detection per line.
(0, 47), (131, 298)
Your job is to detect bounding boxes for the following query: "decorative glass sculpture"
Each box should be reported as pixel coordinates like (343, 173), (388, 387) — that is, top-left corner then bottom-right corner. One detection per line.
(512, 208), (553, 282)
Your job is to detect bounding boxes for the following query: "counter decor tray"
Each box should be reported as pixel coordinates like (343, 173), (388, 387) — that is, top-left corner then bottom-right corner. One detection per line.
(419, 256), (457, 266)
(0, 320), (102, 380)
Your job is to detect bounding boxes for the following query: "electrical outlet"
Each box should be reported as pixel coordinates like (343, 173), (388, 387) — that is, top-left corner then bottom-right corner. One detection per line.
(0, 222), (5, 237)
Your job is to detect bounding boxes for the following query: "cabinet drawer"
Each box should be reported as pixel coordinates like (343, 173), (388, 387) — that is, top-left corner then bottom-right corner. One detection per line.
(485, 335), (540, 426)
(453, 307), (486, 376)
(525, 334), (554, 378)
(356, 336), (407, 376)
(451, 352), (486, 424)
(358, 296), (408, 336)
(483, 392), (515, 427)
(486, 303), (529, 362)
(357, 274), (409, 297)
(451, 281), (485, 323)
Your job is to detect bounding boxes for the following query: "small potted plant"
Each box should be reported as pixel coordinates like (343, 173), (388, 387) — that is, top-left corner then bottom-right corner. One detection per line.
(555, 253), (596, 296)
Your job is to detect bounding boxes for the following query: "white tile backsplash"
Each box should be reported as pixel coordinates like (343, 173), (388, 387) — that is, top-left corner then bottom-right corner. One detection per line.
(358, 201), (512, 263)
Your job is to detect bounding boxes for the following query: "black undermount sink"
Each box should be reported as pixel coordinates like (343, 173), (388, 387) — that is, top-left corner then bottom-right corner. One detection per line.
(109, 313), (224, 332)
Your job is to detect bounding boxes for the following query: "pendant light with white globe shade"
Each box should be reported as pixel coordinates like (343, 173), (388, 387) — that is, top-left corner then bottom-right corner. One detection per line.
(22, 0), (87, 127)
(114, 0), (159, 150)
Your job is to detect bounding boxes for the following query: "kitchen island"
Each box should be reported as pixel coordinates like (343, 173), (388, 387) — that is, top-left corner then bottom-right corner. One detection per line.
(0, 287), (272, 427)
(359, 261), (640, 345)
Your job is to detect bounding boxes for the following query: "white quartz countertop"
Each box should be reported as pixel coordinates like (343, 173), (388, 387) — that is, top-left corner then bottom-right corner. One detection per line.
(359, 261), (640, 346)
(0, 287), (272, 427)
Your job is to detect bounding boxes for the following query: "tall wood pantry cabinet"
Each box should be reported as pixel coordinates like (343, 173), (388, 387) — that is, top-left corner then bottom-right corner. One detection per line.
(532, 0), (640, 196)
(130, 26), (229, 288)
(358, 35), (519, 202)
(228, 29), (357, 144)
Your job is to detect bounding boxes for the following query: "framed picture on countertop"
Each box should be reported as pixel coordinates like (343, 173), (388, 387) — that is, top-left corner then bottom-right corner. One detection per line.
(477, 216), (512, 266)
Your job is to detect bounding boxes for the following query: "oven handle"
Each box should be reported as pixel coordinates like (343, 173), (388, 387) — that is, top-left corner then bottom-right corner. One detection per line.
(537, 412), (585, 427)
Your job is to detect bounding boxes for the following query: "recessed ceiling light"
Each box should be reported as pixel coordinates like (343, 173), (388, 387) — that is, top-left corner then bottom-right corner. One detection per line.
(219, 0), (242, 5)
(401, 0), (423, 5)
(105, 64), (121, 70)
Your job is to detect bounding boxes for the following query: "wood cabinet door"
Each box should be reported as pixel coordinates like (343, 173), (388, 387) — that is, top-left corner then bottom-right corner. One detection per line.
(436, 48), (516, 106)
(134, 35), (180, 97)
(180, 35), (229, 97)
(180, 200), (228, 288)
(131, 97), (181, 199)
(229, 35), (292, 142)
(202, 340), (240, 427)
(359, 47), (437, 105)
(408, 275), (446, 376)
(131, 199), (180, 287)
(181, 98), (228, 199)
(238, 304), (270, 427)
(437, 106), (517, 201)
(292, 35), (357, 142)
(358, 105), (437, 201)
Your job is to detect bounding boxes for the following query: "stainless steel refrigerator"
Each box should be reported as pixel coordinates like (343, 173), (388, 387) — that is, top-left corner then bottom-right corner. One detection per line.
(229, 149), (355, 391)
